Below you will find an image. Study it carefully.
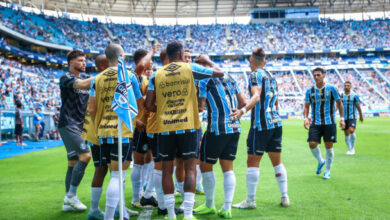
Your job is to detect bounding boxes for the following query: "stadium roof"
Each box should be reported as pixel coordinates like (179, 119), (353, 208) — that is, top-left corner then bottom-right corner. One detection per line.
(4, 0), (389, 18)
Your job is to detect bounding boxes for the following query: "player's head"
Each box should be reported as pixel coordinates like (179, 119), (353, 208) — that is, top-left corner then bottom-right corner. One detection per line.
(36, 107), (41, 112)
(250, 47), (266, 71)
(344, 81), (352, 93)
(67, 50), (86, 73)
(184, 49), (191, 63)
(105, 43), (125, 65)
(94, 54), (109, 72)
(166, 41), (184, 62)
(159, 49), (169, 66)
(312, 67), (325, 84)
(133, 49), (153, 73)
(15, 100), (22, 109)
(144, 65), (153, 78)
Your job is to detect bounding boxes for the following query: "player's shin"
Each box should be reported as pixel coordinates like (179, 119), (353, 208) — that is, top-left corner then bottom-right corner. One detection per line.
(223, 170), (236, 210)
(202, 171), (216, 208)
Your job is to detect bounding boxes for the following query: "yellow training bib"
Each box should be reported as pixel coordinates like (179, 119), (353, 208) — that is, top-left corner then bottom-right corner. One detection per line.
(81, 97), (99, 145)
(154, 62), (200, 133)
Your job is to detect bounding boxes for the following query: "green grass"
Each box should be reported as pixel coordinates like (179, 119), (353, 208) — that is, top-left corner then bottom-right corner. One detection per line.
(1, 118), (390, 220)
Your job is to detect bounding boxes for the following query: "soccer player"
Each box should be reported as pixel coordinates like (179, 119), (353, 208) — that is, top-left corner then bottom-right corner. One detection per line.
(230, 47), (290, 208)
(341, 81), (363, 155)
(303, 67), (345, 179)
(145, 41), (223, 220)
(82, 54), (108, 219)
(59, 50), (94, 212)
(194, 73), (246, 218)
(89, 43), (143, 220)
(130, 47), (159, 208)
(33, 107), (43, 141)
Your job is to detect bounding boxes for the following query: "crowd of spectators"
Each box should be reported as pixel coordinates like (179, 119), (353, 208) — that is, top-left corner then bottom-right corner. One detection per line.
(0, 56), (60, 112)
(1, 6), (390, 54)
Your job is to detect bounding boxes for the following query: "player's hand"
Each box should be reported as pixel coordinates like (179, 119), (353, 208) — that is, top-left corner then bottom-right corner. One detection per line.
(136, 120), (146, 132)
(359, 116), (364, 123)
(229, 109), (243, 121)
(195, 54), (212, 66)
(304, 119), (310, 130)
(21, 125), (24, 129)
(340, 120), (346, 130)
(152, 43), (161, 53)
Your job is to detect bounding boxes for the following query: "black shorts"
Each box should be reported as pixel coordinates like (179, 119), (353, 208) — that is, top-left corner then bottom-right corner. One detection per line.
(15, 124), (23, 136)
(247, 126), (282, 156)
(100, 142), (132, 163)
(308, 124), (337, 143)
(133, 129), (149, 154)
(157, 132), (198, 161)
(59, 125), (90, 160)
(147, 134), (161, 163)
(200, 132), (240, 164)
(90, 144), (110, 167)
(344, 119), (357, 130)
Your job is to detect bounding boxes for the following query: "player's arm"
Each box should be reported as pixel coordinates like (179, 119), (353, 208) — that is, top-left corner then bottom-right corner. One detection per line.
(198, 97), (206, 112)
(88, 81), (97, 123)
(237, 93), (247, 109)
(74, 77), (94, 90)
(230, 85), (261, 120)
(333, 87), (345, 129)
(193, 55), (224, 78)
(356, 103), (363, 123)
(145, 72), (157, 112)
(303, 102), (310, 130)
(198, 79), (207, 112)
(134, 43), (160, 75)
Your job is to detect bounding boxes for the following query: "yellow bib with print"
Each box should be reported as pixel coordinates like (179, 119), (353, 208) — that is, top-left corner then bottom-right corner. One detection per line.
(135, 75), (149, 125)
(81, 98), (99, 145)
(94, 67), (133, 138)
(155, 62), (200, 133)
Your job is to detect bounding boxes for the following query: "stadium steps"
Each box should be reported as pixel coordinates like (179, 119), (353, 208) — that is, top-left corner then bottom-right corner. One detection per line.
(289, 69), (303, 94)
(353, 67), (388, 102)
(371, 66), (390, 87)
(333, 68), (345, 82)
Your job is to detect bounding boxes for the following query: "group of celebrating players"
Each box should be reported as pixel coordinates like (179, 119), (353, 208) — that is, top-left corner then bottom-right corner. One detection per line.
(57, 41), (364, 220)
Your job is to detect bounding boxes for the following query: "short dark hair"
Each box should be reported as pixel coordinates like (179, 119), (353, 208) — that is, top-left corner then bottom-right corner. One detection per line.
(159, 49), (167, 63)
(344, 81), (351, 85)
(15, 100), (22, 108)
(67, 50), (85, 65)
(251, 47), (265, 65)
(133, 49), (148, 65)
(184, 49), (191, 53)
(166, 41), (183, 61)
(312, 67), (325, 74)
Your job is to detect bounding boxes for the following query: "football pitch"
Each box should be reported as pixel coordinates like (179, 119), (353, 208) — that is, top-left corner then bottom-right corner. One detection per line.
(0, 118), (389, 220)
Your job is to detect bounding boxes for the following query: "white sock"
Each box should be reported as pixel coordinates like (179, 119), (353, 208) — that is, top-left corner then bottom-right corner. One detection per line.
(90, 187), (103, 212)
(274, 164), (288, 198)
(325, 148), (334, 173)
(202, 171), (215, 208)
(351, 133), (357, 149)
(105, 171), (119, 220)
(311, 147), (324, 163)
(184, 192), (195, 219)
(131, 164), (142, 202)
(345, 135), (351, 151)
(144, 168), (155, 199)
(196, 165), (202, 185)
(121, 171), (129, 219)
(177, 181), (184, 199)
(246, 167), (259, 202)
(142, 162), (150, 189)
(147, 161), (154, 184)
(164, 194), (176, 219)
(222, 171), (236, 210)
(153, 169), (165, 209)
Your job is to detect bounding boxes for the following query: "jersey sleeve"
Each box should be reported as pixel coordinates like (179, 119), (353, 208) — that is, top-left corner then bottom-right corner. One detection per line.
(250, 70), (263, 87)
(198, 79), (208, 98)
(130, 73), (142, 100)
(60, 73), (77, 88)
(355, 95), (360, 104)
(331, 86), (340, 101)
(305, 89), (311, 103)
(89, 78), (96, 97)
(190, 63), (213, 80)
(148, 72), (156, 91)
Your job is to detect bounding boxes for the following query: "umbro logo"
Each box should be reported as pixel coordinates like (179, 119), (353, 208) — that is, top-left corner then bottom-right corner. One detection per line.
(164, 63), (181, 72)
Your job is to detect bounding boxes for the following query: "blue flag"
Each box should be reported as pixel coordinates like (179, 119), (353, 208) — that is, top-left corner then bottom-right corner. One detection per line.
(111, 56), (138, 131)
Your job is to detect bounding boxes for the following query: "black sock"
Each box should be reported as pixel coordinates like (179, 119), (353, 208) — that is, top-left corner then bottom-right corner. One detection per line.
(70, 161), (88, 188)
(65, 166), (74, 193)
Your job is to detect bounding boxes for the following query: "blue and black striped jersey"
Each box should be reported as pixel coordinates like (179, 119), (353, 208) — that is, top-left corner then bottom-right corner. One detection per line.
(249, 69), (282, 131)
(305, 84), (340, 125)
(341, 92), (360, 120)
(199, 74), (242, 135)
